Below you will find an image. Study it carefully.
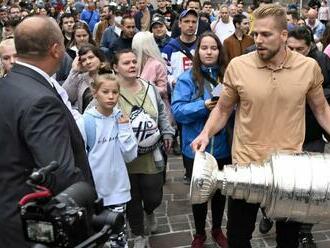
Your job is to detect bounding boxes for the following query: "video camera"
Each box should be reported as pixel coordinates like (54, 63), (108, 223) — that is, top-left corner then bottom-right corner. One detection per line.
(19, 162), (124, 248)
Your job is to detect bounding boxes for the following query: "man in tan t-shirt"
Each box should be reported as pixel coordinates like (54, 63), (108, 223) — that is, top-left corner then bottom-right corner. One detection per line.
(192, 4), (330, 248)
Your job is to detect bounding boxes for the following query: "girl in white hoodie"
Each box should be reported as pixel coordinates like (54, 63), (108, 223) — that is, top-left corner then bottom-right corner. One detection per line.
(77, 72), (138, 247)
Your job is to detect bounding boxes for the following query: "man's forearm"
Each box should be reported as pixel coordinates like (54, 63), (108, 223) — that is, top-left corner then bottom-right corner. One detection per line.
(314, 103), (330, 136)
(202, 103), (233, 138)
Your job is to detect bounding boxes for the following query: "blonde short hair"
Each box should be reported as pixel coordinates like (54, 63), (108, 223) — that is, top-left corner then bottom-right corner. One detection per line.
(253, 4), (287, 30)
(0, 38), (15, 56)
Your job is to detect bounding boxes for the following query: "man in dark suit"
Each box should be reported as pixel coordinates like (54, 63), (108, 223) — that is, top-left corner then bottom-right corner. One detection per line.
(0, 16), (94, 248)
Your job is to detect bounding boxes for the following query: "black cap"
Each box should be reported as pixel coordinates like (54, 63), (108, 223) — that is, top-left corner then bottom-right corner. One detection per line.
(151, 14), (166, 27)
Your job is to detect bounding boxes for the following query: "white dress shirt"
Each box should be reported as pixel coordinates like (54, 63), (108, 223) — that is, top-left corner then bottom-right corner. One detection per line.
(15, 61), (81, 120)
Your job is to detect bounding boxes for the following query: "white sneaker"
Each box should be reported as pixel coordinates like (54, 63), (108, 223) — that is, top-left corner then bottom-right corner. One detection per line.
(146, 213), (158, 234)
(133, 235), (146, 248)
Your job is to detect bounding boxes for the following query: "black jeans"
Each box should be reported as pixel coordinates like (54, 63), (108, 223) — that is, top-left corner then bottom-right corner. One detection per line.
(227, 198), (301, 248)
(182, 154), (193, 179)
(188, 156), (231, 235)
(126, 173), (163, 236)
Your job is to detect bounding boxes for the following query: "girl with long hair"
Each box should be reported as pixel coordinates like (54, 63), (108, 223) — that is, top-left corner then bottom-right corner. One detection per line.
(67, 21), (96, 59)
(171, 32), (231, 248)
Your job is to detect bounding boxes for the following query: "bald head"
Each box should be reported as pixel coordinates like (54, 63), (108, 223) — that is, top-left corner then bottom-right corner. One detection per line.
(14, 16), (64, 59)
(307, 8), (318, 18)
(307, 8), (318, 25)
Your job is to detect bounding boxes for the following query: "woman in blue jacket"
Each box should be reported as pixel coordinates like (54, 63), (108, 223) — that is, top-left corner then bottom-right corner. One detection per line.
(172, 32), (231, 248)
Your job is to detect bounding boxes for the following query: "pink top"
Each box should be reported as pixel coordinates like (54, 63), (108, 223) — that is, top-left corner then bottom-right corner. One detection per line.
(324, 44), (330, 58)
(140, 57), (174, 125)
(140, 57), (168, 100)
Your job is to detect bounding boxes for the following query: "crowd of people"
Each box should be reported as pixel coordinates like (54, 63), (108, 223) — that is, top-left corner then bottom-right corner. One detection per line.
(1, 0), (330, 248)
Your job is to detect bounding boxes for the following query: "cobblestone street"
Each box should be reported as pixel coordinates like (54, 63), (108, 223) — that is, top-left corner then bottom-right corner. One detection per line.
(130, 154), (330, 248)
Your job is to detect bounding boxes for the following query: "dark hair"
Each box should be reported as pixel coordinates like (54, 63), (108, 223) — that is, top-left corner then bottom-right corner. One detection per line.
(192, 32), (228, 97)
(91, 64), (117, 92)
(70, 21), (95, 47)
(308, 0), (321, 9)
(288, 26), (313, 46)
(297, 17), (306, 24)
(121, 15), (134, 25)
(199, 12), (210, 23)
(186, 0), (201, 8)
(287, 9), (299, 21)
(59, 13), (75, 29)
(4, 18), (21, 28)
(78, 44), (106, 62)
(321, 22), (330, 49)
(233, 14), (247, 27)
(111, 48), (135, 67)
(202, 1), (212, 7)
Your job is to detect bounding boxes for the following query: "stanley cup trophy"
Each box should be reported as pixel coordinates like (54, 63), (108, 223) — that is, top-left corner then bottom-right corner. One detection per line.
(190, 151), (330, 224)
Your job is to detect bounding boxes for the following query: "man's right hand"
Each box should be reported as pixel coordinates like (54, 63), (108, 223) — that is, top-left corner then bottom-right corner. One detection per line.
(191, 132), (210, 152)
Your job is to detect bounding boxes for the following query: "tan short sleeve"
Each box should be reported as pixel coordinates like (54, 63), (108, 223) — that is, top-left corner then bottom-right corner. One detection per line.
(307, 61), (324, 99)
(219, 62), (239, 107)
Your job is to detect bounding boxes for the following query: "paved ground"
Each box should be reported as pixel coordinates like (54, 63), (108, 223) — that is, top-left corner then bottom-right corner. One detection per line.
(129, 154), (330, 248)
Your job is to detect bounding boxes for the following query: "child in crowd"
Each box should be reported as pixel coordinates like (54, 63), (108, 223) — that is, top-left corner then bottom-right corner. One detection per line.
(77, 72), (138, 248)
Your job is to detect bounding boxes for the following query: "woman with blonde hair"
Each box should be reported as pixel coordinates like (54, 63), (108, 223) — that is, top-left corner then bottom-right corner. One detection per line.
(132, 31), (169, 103)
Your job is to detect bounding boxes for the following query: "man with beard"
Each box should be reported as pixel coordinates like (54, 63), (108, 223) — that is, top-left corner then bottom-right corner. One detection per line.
(8, 4), (21, 21)
(110, 16), (136, 57)
(287, 26), (330, 248)
(93, 5), (114, 46)
(192, 4), (330, 248)
(223, 13), (254, 61)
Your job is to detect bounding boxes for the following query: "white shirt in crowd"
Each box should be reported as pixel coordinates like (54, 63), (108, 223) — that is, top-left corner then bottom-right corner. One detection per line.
(211, 18), (235, 44)
(15, 60), (81, 120)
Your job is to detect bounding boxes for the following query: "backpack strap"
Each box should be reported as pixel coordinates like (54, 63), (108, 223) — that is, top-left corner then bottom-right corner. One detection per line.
(120, 79), (150, 108)
(83, 112), (96, 153)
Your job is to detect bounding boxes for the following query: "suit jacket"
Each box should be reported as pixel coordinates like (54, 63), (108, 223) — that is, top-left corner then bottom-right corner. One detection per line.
(0, 63), (94, 248)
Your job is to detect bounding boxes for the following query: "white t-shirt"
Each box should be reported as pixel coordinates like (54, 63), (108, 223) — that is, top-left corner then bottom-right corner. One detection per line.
(211, 19), (235, 44)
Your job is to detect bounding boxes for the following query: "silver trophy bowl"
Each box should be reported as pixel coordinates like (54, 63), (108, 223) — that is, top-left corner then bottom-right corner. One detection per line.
(190, 151), (330, 224)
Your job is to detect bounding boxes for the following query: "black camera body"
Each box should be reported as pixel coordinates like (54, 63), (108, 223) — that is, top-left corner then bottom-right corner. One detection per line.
(19, 166), (124, 248)
(20, 181), (96, 247)
(21, 200), (90, 247)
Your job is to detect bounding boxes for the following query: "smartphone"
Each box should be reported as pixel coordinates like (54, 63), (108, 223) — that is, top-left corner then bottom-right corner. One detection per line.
(211, 96), (219, 101)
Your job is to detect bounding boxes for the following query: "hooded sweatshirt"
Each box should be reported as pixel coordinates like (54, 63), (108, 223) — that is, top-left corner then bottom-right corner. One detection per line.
(77, 106), (138, 206)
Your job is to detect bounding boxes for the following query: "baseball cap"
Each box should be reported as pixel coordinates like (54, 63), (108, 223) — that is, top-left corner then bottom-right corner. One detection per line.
(151, 14), (166, 27)
(179, 9), (198, 20)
